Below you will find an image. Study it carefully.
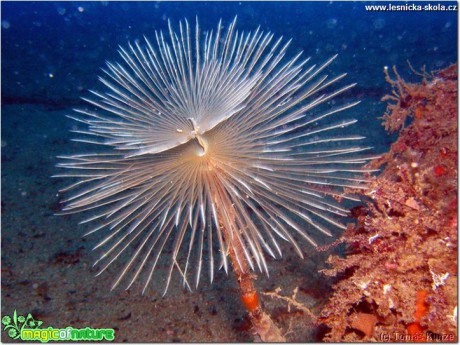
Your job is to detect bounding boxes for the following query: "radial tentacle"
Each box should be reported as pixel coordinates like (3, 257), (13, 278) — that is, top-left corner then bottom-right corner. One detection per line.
(57, 17), (376, 293)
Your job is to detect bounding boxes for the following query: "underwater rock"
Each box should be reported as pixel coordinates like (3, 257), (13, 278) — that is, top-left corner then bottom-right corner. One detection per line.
(319, 64), (458, 342)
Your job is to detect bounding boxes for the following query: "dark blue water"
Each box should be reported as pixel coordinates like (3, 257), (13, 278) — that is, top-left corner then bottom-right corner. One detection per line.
(1, 1), (457, 342)
(2, 1), (457, 105)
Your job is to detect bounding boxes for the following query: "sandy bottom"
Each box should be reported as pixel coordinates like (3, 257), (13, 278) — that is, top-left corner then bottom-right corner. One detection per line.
(1, 103), (351, 342)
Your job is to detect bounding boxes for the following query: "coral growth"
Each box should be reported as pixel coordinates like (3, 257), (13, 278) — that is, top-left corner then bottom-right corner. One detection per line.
(318, 64), (457, 342)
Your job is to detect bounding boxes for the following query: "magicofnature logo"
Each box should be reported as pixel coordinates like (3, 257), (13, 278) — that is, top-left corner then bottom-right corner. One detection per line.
(2, 310), (115, 342)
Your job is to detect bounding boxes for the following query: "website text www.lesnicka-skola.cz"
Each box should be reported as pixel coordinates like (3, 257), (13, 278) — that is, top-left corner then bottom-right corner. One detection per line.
(365, 3), (457, 12)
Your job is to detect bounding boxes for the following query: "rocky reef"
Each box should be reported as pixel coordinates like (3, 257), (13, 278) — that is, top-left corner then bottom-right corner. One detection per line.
(319, 64), (458, 342)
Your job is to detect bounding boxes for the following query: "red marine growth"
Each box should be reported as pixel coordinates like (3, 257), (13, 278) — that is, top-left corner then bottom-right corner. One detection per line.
(318, 64), (458, 342)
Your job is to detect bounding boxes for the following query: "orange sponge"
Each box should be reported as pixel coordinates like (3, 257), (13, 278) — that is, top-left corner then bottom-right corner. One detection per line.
(407, 290), (429, 342)
(241, 291), (260, 313)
